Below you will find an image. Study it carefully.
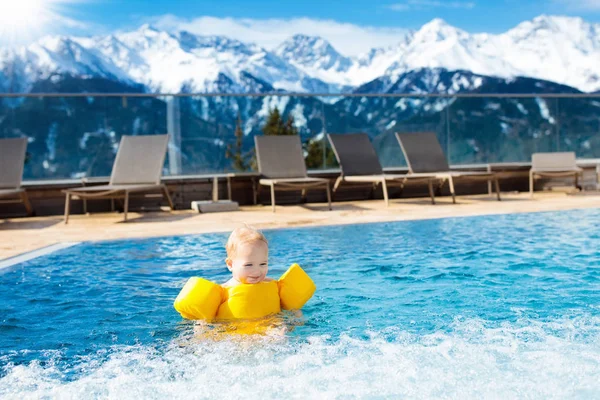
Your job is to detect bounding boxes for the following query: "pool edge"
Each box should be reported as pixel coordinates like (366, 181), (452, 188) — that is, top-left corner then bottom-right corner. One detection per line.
(0, 242), (82, 270)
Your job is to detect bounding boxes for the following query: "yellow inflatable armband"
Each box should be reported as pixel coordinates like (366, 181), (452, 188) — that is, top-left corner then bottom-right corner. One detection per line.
(174, 263), (316, 321)
(278, 263), (317, 310)
(173, 277), (223, 320)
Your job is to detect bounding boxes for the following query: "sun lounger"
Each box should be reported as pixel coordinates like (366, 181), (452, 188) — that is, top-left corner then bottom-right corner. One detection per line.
(327, 133), (436, 206)
(529, 152), (582, 197)
(0, 138), (33, 216)
(62, 135), (174, 223)
(254, 135), (331, 212)
(396, 132), (501, 203)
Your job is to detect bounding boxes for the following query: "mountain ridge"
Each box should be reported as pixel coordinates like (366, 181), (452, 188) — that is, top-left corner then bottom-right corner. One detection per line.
(2, 15), (600, 94)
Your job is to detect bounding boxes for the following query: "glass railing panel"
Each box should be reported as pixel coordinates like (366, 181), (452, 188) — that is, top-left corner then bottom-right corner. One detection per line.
(325, 95), (447, 169)
(448, 96), (560, 164)
(557, 96), (600, 158)
(0, 95), (110, 180)
(0, 95), (170, 180)
(174, 95), (327, 174)
(3, 93), (599, 181)
(101, 95), (169, 177)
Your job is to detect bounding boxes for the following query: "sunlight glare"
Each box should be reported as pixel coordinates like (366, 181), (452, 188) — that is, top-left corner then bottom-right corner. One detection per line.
(0, 0), (81, 44)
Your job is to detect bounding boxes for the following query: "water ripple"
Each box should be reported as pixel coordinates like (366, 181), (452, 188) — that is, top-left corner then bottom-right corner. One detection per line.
(1, 209), (600, 397)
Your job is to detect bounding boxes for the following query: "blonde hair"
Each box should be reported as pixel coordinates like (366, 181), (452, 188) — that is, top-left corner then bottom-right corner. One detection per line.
(226, 226), (268, 261)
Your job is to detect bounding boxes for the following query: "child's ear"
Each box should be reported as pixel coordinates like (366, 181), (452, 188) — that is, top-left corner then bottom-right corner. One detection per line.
(225, 258), (233, 271)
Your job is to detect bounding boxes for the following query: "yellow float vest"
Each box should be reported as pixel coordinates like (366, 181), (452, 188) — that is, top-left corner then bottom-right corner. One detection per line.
(173, 263), (316, 320)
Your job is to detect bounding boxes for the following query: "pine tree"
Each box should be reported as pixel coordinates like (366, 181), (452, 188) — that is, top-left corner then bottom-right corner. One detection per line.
(304, 137), (338, 169)
(262, 108), (285, 136)
(225, 114), (249, 171)
(262, 108), (297, 136)
(283, 115), (298, 136)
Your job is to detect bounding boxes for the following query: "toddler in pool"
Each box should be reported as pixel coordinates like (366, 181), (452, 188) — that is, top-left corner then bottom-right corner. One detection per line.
(195, 226), (290, 336)
(224, 226), (304, 327)
(223, 226), (273, 287)
(176, 224), (314, 334)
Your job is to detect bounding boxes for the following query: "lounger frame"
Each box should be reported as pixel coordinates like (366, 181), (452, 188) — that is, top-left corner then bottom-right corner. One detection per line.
(328, 133), (437, 206)
(529, 152), (583, 197)
(396, 132), (501, 203)
(0, 138), (34, 216)
(255, 135), (331, 212)
(62, 135), (174, 223)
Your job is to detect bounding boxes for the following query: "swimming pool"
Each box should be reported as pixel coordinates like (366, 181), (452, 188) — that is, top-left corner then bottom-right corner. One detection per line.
(1, 209), (600, 398)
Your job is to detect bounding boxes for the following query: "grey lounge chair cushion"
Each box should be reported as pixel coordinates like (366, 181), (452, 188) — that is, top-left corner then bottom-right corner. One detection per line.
(531, 152), (581, 172)
(254, 136), (308, 179)
(327, 133), (383, 176)
(66, 184), (164, 194)
(110, 135), (169, 185)
(0, 138), (27, 189)
(396, 132), (450, 173)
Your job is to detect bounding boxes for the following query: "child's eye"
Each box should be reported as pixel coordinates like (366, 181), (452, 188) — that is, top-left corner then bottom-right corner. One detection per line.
(244, 264), (253, 268)
(260, 263), (267, 267)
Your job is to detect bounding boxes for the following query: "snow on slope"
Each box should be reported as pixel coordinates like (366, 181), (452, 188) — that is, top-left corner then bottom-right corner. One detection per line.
(352, 16), (600, 92)
(486, 15), (600, 91)
(275, 34), (353, 88)
(275, 15), (600, 93)
(0, 25), (330, 93)
(0, 35), (134, 92)
(2, 15), (600, 93)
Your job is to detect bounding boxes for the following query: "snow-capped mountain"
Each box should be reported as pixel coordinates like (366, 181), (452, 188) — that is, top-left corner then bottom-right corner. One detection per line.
(0, 35), (136, 92)
(275, 34), (353, 89)
(350, 15), (600, 93)
(0, 24), (332, 94)
(2, 15), (600, 93)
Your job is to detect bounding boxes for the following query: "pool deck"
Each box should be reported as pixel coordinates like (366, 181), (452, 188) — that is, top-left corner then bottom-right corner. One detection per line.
(1, 191), (598, 261)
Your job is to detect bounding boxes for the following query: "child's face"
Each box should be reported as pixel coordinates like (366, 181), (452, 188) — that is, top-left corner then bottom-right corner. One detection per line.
(227, 241), (269, 284)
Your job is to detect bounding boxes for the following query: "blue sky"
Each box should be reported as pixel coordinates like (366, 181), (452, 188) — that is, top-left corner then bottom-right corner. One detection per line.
(6, 0), (600, 54)
(65, 0), (600, 33)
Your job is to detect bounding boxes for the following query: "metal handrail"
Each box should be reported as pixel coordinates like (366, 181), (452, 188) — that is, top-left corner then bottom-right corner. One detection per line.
(2, 92), (600, 98)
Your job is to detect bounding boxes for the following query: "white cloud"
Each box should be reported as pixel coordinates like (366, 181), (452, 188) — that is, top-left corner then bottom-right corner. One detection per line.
(147, 15), (409, 56)
(388, 0), (476, 11)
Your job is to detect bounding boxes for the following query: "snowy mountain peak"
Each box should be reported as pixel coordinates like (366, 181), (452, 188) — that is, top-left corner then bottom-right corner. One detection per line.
(282, 34), (334, 52)
(413, 18), (465, 42)
(117, 24), (179, 52)
(175, 31), (256, 55)
(135, 23), (161, 35)
(508, 15), (597, 41)
(531, 14), (585, 30)
(275, 34), (352, 73)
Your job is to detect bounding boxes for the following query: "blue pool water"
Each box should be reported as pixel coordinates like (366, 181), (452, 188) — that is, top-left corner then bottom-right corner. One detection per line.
(1, 209), (600, 398)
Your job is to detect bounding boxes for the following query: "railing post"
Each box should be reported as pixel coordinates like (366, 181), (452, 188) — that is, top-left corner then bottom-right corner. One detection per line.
(322, 102), (327, 169)
(445, 102), (451, 164)
(555, 97), (560, 152)
(166, 96), (182, 175)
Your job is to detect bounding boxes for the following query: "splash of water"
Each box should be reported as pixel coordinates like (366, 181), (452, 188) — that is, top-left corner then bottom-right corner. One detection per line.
(2, 317), (600, 399)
